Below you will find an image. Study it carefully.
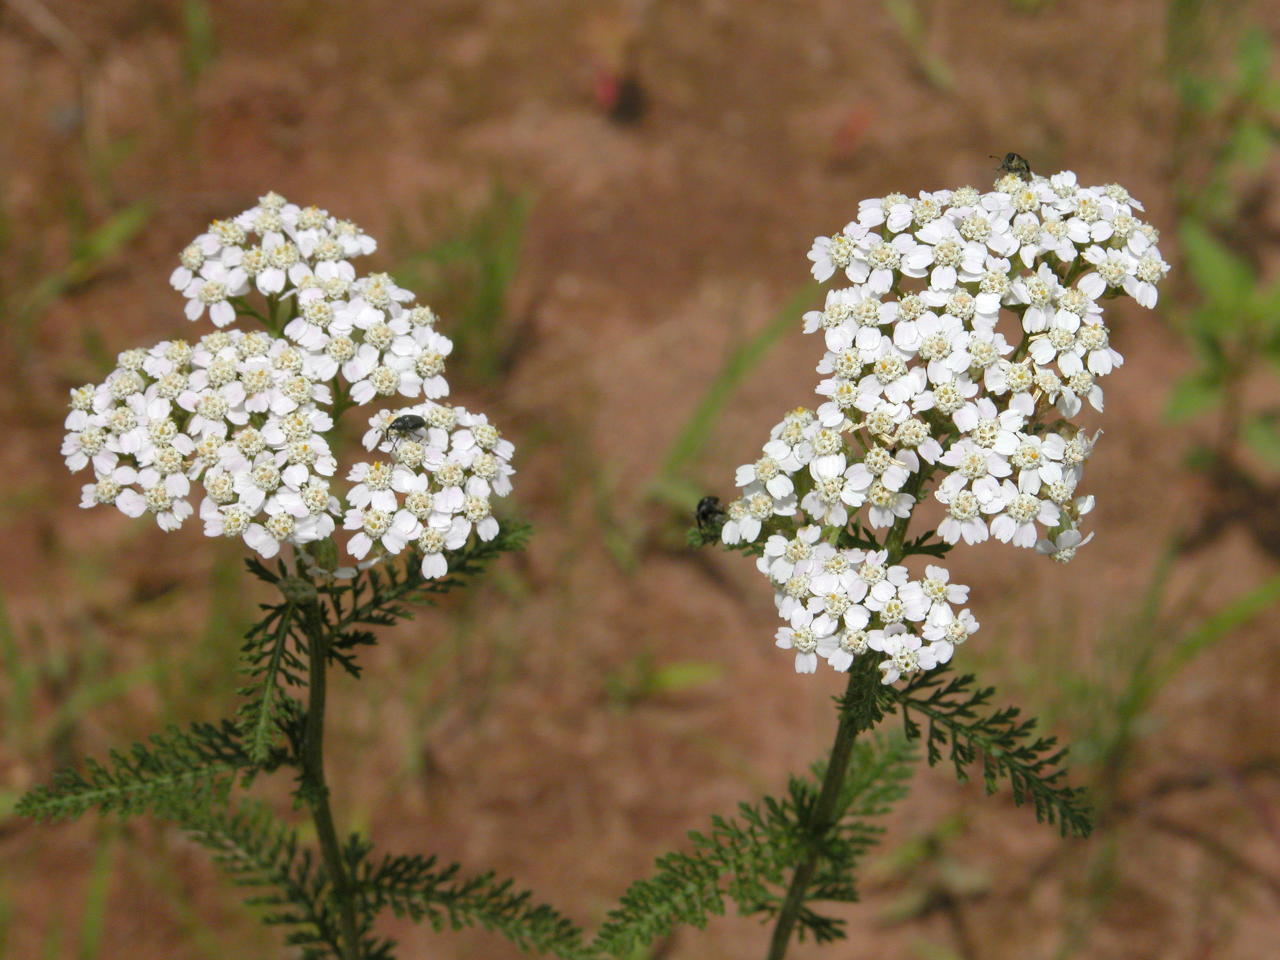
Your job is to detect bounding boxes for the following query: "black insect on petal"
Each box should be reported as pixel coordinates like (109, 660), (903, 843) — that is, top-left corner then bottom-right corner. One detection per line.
(992, 152), (1033, 181)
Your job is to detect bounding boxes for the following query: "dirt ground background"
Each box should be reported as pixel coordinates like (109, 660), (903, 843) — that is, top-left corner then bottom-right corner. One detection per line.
(2, 1), (1280, 958)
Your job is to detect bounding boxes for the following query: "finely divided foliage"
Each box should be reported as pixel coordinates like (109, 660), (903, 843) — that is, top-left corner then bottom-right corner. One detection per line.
(885, 672), (1092, 836)
(15, 719), (257, 821)
(16, 520), (559, 958)
(356, 853), (587, 957)
(592, 732), (916, 956)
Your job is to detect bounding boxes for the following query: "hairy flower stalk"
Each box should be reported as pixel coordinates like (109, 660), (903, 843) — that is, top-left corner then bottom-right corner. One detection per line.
(716, 169), (1168, 958)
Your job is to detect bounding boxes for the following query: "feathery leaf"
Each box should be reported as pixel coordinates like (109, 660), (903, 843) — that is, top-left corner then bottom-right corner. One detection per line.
(886, 670), (1092, 837)
(16, 720), (259, 822)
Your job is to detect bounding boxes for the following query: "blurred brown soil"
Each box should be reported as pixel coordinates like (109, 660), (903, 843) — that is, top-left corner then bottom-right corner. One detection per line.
(2, 2), (1279, 958)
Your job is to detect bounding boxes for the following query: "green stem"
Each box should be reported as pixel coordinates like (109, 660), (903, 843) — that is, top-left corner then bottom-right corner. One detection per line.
(267, 293), (282, 332)
(230, 296), (276, 333)
(765, 663), (877, 960)
(302, 604), (362, 960)
(330, 379), (355, 421)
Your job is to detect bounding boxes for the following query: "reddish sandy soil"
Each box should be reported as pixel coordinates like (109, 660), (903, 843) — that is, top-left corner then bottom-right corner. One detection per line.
(2, 2), (1280, 958)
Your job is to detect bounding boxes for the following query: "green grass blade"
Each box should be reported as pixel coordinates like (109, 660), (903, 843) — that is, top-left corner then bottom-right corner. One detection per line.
(650, 282), (819, 505)
(77, 829), (118, 960)
(0, 594), (37, 750)
(16, 202), (153, 345)
(1160, 572), (1280, 685)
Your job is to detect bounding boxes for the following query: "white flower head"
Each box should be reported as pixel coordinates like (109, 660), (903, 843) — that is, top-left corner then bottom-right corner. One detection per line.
(775, 607), (837, 674)
(730, 170), (1161, 676)
(64, 194), (516, 576)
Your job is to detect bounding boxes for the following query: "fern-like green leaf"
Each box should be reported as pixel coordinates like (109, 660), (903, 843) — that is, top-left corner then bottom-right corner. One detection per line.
(591, 734), (915, 956)
(16, 720), (256, 822)
(176, 799), (363, 959)
(317, 520), (533, 677)
(355, 851), (586, 958)
(886, 670), (1092, 837)
(235, 597), (306, 764)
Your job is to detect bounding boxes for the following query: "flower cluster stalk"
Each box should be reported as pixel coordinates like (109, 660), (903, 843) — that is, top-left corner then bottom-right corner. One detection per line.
(723, 163), (1168, 942)
(765, 665), (875, 960)
(764, 502), (922, 960)
(51, 192), (529, 958)
(301, 601), (362, 960)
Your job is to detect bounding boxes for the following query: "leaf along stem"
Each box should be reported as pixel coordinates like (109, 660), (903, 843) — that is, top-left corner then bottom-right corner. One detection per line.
(245, 600), (294, 764)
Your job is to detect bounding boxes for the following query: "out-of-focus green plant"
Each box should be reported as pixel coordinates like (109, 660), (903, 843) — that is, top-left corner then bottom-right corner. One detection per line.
(603, 649), (723, 711)
(585, 282), (818, 572)
(883, 0), (956, 92)
(1164, 16), (1280, 458)
(1166, 219), (1280, 462)
(1162, 15), (1280, 555)
(181, 0), (219, 86)
(1168, 16), (1280, 227)
(0, 595), (164, 771)
(393, 184), (533, 385)
(1001, 0), (1056, 10)
(873, 814), (987, 960)
(1041, 554), (1280, 958)
(648, 284), (821, 514)
(1, 200), (152, 361)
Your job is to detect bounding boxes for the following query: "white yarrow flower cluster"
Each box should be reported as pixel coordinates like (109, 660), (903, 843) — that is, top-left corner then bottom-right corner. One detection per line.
(65, 193), (515, 579)
(725, 169), (1165, 681)
(345, 402), (516, 579)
